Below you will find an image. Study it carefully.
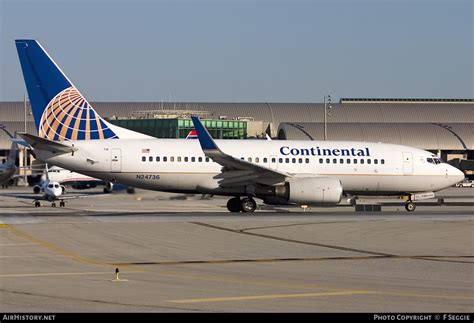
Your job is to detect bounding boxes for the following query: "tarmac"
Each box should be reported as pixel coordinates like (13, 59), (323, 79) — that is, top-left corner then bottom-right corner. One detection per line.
(0, 187), (473, 312)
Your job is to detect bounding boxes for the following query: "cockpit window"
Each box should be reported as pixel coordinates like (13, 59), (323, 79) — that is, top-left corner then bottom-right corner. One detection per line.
(48, 184), (53, 188)
(427, 157), (444, 164)
(54, 184), (60, 188)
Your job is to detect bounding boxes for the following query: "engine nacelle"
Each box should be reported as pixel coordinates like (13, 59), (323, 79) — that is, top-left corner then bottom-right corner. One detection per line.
(276, 177), (343, 205)
(103, 181), (114, 193)
(33, 185), (41, 194)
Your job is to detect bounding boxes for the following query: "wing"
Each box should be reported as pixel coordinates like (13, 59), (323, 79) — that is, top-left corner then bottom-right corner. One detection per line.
(0, 192), (108, 201)
(191, 117), (291, 187)
(0, 193), (49, 201)
(59, 192), (110, 200)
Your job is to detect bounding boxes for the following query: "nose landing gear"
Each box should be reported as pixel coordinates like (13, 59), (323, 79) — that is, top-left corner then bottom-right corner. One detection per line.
(226, 197), (257, 213)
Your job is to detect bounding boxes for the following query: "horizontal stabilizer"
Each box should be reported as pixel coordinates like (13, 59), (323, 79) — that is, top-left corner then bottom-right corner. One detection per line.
(18, 133), (77, 155)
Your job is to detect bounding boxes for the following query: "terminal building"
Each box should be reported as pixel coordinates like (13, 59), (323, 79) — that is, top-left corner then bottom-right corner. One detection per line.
(0, 98), (473, 184)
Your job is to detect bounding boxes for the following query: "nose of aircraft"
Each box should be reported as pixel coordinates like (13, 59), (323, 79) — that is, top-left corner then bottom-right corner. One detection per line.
(448, 165), (465, 185)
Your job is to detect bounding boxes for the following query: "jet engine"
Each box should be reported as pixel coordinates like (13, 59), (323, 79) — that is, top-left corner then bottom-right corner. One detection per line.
(103, 181), (114, 193)
(273, 177), (343, 205)
(33, 185), (41, 194)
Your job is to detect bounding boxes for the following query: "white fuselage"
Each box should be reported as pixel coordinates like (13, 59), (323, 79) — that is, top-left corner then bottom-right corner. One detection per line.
(34, 139), (464, 197)
(42, 166), (100, 185)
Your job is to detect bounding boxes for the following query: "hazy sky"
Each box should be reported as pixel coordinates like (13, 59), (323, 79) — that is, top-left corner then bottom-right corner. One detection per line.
(0, 0), (472, 102)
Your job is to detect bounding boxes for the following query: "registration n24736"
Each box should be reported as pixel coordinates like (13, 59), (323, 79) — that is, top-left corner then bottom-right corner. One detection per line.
(136, 174), (160, 180)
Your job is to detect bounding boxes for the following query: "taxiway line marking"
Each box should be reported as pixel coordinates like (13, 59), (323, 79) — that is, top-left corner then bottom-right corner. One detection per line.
(168, 290), (376, 303)
(0, 224), (108, 267)
(0, 271), (113, 278)
(375, 291), (474, 301)
(0, 243), (38, 246)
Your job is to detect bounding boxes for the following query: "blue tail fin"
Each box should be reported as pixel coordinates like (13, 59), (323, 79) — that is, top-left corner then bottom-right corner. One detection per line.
(15, 40), (150, 141)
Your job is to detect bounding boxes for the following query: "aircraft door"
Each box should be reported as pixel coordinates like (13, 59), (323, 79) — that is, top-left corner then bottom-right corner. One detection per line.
(403, 152), (413, 175)
(110, 148), (122, 173)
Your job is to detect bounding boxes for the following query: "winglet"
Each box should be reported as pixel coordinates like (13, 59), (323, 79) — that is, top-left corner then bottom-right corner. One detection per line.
(191, 117), (219, 151)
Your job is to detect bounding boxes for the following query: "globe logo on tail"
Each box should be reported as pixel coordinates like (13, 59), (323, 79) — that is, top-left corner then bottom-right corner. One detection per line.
(39, 87), (117, 140)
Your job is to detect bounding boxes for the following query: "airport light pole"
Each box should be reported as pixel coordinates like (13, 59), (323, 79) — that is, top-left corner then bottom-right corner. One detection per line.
(23, 94), (28, 185)
(323, 95), (332, 140)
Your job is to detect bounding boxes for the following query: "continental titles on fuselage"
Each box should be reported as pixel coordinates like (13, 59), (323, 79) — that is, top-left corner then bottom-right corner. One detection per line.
(280, 146), (370, 157)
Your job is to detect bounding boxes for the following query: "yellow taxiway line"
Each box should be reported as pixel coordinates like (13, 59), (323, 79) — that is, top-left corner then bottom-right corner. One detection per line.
(168, 290), (376, 303)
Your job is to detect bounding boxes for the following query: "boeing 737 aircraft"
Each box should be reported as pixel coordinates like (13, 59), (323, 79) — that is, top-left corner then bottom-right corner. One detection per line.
(14, 39), (464, 212)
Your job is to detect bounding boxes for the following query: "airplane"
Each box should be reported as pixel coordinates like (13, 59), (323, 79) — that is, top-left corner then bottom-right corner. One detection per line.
(14, 39), (465, 213)
(0, 126), (19, 187)
(2, 163), (109, 207)
(41, 165), (136, 193)
(39, 165), (103, 191)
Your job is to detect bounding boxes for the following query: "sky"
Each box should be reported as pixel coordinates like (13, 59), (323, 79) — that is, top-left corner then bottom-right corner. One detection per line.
(0, 0), (472, 102)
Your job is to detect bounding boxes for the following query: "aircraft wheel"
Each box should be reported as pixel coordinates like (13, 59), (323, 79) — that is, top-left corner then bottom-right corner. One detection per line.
(60, 201), (65, 207)
(405, 202), (416, 212)
(51, 202), (56, 208)
(240, 197), (257, 213)
(34, 201), (41, 208)
(226, 197), (241, 212)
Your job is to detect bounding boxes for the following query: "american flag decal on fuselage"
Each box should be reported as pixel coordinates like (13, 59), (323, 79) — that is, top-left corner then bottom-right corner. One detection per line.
(39, 86), (118, 141)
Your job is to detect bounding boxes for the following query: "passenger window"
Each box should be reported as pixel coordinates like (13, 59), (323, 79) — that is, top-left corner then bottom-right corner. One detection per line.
(205, 157), (210, 162)
(340, 158), (344, 164)
(149, 156), (153, 162)
(319, 158), (323, 163)
(347, 159), (351, 164)
(305, 158), (309, 164)
(156, 156), (160, 162)
(374, 159), (378, 164)
(381, 159), (385, 164)
(360, 159), (364, 164)
(263, 158), (268, 163)
(279, 158), (283, 163)
(326, 158), (330, 163)
(353, 159), (358, 164)
(198, 157), (202, 162)
(163, 157), (167, 162)
(367, 159), (371, 164)
(241, 157), (244, 160)
(142, 156), (146, 162)
(191, 157), (195, 162)
(248, 157), (252, 162)
(298, 158), (302, 163)
(271, 158), (276, 163)
(170, 157), (175, 162)
(255, 157), (259, 163)
(333, 158), (337, 164)
(177, 157), (182, 162)
(285, 158), (290, 163)
(184, 157), (189, 162)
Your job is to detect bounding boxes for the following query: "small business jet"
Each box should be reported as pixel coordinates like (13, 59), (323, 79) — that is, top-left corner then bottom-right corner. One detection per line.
(2, 164), (107, 207)
(14, 39), (464, 212)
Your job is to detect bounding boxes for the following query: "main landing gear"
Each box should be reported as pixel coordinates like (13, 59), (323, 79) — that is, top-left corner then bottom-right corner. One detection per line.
(405, 201), (416, 212)
(34, 201), (66, 208)
(226, 197), (257, 213)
